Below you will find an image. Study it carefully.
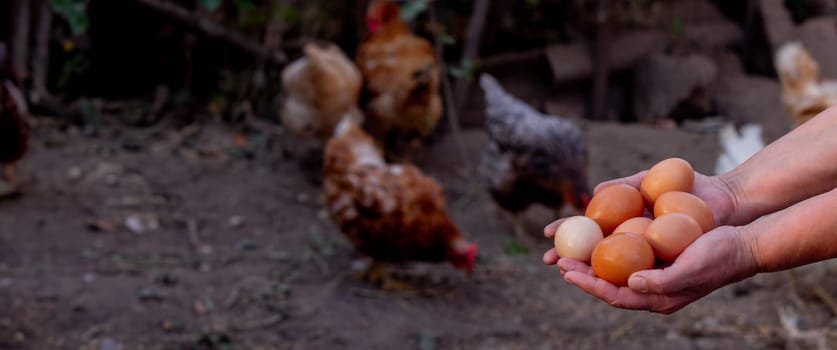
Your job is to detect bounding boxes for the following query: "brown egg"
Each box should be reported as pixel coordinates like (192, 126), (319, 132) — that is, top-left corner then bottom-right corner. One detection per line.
(654, 191), (714, 232)
(591, 232), (656, 287)
(612, 217), (653, 235)
(643, 213), (703, 261)
(640, 158), (694, 206)
(585, 184), (644, 235)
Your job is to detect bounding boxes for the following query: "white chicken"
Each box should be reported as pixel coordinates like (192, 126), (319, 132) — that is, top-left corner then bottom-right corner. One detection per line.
(714, 123), (764, 175)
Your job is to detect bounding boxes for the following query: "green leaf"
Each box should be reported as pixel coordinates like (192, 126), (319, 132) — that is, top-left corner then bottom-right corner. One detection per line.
(504, 238), (529, 255)
(448, 58), (479, 81)
(57, 53), (90, 88)
(238, 8), (269, 28)
(52, 0), (89, 35)
(400, 0), (429, 21)
(668, 18), (683, 38)
(198, 0), (223, 12)
(440, 34), (456, 46)
(280, 5), (302, 25)
(234, 0), (255, 11)
(526, 0), (541, 6)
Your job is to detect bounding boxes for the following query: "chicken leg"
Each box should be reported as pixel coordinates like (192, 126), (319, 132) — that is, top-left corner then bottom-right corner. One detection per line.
(361, 261), (412, 291)
(4, 164), (15, 184)
(0, 164), (18, 197)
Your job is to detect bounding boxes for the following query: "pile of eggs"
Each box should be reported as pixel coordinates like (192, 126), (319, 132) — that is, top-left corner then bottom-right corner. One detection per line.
(554, 158), (714, 286)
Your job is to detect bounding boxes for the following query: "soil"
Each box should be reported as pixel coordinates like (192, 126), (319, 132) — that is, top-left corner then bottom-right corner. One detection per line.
(0, 118), (835, 350)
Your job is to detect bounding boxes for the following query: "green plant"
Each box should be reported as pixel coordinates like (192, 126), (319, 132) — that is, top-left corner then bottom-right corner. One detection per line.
(198, 0), (223, 12)
(52, 0), (89, 35)
(400, 0), (429, 21)
(668, 17), (683, 39)
(56, 54), (90, 88)
(504, 238), (529, 255)
(236, 0), (268, 29)
(449, 59), (478, 81)
(279, 4), (302, 25)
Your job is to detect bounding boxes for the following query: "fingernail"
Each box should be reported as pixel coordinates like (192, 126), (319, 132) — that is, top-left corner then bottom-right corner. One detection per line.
(628, 276), (647, 293)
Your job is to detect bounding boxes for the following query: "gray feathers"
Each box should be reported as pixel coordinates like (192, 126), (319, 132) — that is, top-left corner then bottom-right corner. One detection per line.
(478, 73), (587, 178)
(477, 73), (590, 213)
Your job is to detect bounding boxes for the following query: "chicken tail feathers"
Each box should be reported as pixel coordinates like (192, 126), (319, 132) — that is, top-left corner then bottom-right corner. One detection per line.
(333, 112), (364, 137)
(775, 42), (816, 83)
(479, 73), (542, 128)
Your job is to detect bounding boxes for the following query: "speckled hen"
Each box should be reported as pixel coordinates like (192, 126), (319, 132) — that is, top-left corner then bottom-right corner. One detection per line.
(478, 74), (590, 235)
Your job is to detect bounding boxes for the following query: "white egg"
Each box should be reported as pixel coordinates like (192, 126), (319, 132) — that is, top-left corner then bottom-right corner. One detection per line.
(554, 216), (604, 262)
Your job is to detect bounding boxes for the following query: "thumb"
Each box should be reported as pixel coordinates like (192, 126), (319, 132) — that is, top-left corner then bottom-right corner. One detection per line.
(627, 265), (691, 294)
(593, 170), (647, 194)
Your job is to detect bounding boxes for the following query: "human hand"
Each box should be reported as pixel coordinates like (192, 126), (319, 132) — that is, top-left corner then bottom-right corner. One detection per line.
(543, 170), (738, 265)
(555, 225), (758, 314)
(540, 170), (750, 313)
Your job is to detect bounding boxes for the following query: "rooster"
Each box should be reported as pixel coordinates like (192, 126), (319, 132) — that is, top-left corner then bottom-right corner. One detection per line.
(323, 117), (477, 289)
(775, 41), (837, 126)
(355, 0), (442, 161)
(280, 42), (363, 139)
(478, 74), (590, 236)
(0, 44), (29, 195)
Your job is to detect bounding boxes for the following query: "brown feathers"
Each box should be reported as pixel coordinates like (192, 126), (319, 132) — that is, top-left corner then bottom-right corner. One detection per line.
(775, 42), (837, 126)
(356, 0), (441, 160)
(0, 80), (29, 170)
(280, 42), (363, 139)
(323, 119), (477, 271)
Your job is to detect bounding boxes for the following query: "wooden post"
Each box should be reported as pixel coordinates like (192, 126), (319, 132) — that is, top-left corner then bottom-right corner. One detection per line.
(10, 0), (32, 83)
(591, 0), (610, 120)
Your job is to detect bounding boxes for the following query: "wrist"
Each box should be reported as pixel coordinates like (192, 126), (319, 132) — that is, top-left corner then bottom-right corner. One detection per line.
(733, 223), (763, 276)
(712, 172), (745, 226)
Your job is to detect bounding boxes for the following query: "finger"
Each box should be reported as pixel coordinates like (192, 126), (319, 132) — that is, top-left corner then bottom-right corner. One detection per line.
(593, 170), (648, 194)
(557, 257), (595, 276)
(543, 248), (559, 265)
(628, 259), (696, 295)
(627, 230), (725, 294)
(544, 218), (566, 238)
(564, 271), (667, 311)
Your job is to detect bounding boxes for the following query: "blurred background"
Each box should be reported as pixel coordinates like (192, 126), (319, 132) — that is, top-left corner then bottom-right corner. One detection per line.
(0, 0), (836, 348)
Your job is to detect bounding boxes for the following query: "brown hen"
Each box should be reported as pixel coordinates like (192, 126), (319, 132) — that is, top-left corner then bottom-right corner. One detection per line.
(775, 42), (837, 126)
(0, 44), (29, 192)
(280, 42), (363, 139)
(323, 117), (477, 288)
(356, 0), (442, 161)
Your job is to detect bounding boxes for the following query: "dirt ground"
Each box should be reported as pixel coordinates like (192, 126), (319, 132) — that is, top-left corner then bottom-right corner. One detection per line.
(0, 117), (835, 350)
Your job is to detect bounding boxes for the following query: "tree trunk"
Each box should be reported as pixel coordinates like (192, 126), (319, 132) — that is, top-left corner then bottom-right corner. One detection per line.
(454, 0), (490, 114)
(591, 0), (610, 120)
(31, 0), (52, 102)
(10, 0), (32, 83)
